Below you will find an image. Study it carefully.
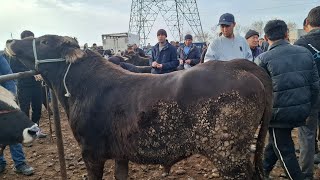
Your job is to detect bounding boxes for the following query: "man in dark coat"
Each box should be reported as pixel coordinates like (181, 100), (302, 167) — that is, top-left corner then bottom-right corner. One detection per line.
(150, 29), (178, 74)
(176, 34), (201, 70)
(294, 6), (320, 179)
(8, 30), (46, 138)
(133, 44), (146, 57)
(245, 29), (263, 61)
(256, 19), (319, 180)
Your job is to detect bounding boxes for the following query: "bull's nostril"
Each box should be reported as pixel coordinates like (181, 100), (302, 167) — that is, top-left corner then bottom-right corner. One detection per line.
(6, 39), (13, 44)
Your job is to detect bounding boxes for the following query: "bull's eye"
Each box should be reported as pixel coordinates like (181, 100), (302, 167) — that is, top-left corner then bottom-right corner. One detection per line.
(41, 40), (48, 45)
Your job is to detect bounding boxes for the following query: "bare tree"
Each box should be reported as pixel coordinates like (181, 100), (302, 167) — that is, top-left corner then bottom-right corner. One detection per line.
(250, 20), (264, 36)
(234, 24), (250, 36)
(287, 21), (297, 33)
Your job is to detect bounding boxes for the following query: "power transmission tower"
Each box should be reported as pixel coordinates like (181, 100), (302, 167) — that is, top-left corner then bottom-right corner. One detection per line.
(128, 0), (204, 46)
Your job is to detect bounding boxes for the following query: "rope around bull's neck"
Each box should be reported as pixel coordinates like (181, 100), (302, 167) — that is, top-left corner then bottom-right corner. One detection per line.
(63, 63), (72, 97)
(32, 38), (72, 97)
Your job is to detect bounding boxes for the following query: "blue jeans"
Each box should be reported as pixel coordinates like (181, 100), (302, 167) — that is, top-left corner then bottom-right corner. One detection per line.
(0, 144), (26, 168)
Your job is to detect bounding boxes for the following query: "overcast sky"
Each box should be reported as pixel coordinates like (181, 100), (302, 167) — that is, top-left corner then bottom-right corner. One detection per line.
(0, 0), (319, 47)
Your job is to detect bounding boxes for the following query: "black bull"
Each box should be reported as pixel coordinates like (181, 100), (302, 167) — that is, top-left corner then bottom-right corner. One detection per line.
(6, 35), (272, 180)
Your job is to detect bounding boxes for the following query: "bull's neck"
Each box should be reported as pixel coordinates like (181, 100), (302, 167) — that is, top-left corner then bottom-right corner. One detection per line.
(43, 56), (127, 118)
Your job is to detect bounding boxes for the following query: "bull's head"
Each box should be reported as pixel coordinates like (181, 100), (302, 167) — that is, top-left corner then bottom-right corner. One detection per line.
(5, 35), (84, 73)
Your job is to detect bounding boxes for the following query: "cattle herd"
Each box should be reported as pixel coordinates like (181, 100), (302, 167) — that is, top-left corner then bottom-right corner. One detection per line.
(2, 35), (273, 180)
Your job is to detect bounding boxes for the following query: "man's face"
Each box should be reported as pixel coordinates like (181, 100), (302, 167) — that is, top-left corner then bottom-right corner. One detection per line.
(220, 23), (235, 38)
(184, 39), (192, 46)
(157, 34), (166, 43)
(247, 35), (259, 49)
(133, 44), (138, 49)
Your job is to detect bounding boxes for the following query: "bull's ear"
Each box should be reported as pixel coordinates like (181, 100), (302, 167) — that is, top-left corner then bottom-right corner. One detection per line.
(62, 47), (85, 63)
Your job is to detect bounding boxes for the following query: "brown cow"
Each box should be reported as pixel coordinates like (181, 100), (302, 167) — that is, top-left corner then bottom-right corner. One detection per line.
(5, 35), (272, 180)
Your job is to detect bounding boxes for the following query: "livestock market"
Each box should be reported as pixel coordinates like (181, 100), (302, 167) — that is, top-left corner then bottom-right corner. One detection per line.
(0, 1), (320, 180)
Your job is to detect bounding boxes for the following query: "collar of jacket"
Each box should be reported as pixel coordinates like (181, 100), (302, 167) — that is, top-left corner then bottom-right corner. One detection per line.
(155, 41), (169, 51)
(268, 39), (289, 51)
(308, 27), (320, 35)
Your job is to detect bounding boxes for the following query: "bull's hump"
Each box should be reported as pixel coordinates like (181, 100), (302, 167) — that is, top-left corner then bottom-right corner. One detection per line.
(0, 86), (19, 109)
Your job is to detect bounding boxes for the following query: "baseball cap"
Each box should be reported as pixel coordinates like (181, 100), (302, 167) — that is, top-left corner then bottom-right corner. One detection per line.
(218, 13), (235, 26)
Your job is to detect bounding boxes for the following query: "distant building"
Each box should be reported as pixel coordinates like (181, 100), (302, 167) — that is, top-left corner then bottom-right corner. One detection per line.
(289, 29), (306, 44)
(101, 32), (139, 52)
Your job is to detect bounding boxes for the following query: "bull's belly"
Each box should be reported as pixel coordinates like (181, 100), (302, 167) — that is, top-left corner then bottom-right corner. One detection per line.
(127, 126), (195, 165)
(118, 91), (265, 165)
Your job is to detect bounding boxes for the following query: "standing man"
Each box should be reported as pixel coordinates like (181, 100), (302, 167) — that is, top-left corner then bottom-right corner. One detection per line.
(294, 6), (320, 179)
(0, 52), (34, 176)
(133, 43), (146, 57)
(177, 34), (201, 70)
(245, 29), (263, 61)
(256, 19), (319, 180)
(150, 29), (178, 74)
(204, 13), (252, 62)
(8, 30), (47, 139)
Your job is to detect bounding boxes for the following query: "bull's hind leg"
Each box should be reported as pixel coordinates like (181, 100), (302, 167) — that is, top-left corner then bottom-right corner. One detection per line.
(114, 159), (129, 180)
(82, 149), (105, 180)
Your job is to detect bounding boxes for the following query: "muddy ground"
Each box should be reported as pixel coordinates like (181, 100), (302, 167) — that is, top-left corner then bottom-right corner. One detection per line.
(1, 108), (319, 180)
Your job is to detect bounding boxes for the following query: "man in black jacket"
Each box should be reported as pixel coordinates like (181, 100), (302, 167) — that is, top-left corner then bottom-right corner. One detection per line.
(176, 34), (201, 70)
(9, 30), (47, 139)
(294, 6), (320, 179)
(256, 20), (319, 180)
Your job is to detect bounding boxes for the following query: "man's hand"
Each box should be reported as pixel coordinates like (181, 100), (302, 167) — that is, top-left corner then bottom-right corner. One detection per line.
(185, 59), (191, 64)
(34, 74), (43, 81)
(156, 64), (163, 69)
(152, 61), (158, 67)
(179, 59), (184, 65)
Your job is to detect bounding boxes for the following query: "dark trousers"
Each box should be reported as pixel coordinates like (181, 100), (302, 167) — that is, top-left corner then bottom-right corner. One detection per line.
(17, 85), (42, 125)
(41, 85), (51, 111)
(263, 128), (303, 180)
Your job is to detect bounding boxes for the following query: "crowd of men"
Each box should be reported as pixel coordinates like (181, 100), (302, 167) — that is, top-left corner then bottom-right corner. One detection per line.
(0, 4), (320, 180)
(146, 6), (320, 180)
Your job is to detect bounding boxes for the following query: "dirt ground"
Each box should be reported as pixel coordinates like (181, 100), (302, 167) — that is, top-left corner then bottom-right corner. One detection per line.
(0, 108), (319, 180)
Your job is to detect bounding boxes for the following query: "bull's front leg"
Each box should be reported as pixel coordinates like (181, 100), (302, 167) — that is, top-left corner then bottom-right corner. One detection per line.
(114, 159), (129, 180)
(82, 149), (105, 180)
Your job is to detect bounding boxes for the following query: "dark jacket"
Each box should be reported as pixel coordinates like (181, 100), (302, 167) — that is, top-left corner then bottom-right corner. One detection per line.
(251, 46), (263, 62)
(134, 48), (146, 57)
(177, 44), (201, 70)
(7, 56), (41, 88)
(256, 39), (319, 128)
(200, 48), (207, 63)
(150, 42), (178, 74)
(260, 41), (269, 52)
(0, 54), (16, 94)
(294, 28), (320, 76)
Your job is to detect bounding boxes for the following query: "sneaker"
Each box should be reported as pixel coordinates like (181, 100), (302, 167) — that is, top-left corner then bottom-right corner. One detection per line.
(14, 164), (34, 176)
(37, 131), (47, 139)
(0, 164), (6, 174)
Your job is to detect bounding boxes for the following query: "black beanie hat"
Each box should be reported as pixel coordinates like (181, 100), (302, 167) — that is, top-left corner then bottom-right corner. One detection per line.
(245, 29), (259, 39)
(157, 29), (167, 37)
(184, 34), (193, 40)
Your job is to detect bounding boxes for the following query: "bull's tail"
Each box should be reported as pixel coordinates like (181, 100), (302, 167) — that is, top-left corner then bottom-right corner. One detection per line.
(253, 91), (272, 179)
